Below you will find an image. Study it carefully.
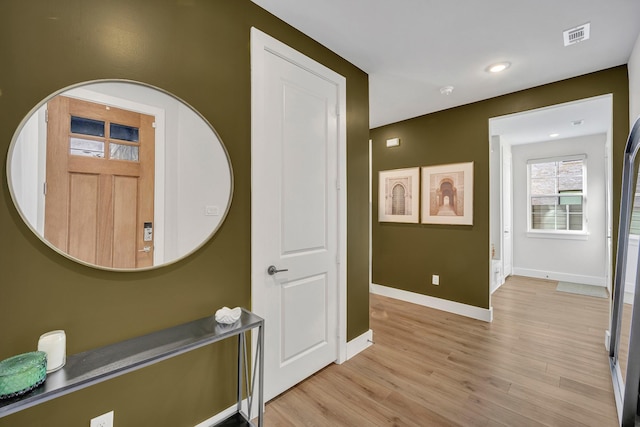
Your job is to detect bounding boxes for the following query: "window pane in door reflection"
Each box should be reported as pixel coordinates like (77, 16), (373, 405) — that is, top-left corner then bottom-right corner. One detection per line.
(71, 116), (105, 137)
(109, 143), (139, 162)
(70, 137), (105, 158)
(110, 123), (139, 142)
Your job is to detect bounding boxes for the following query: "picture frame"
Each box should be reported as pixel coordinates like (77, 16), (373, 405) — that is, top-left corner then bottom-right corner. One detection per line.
(378, 167), (420, 223)
(421, 162), (473, 225)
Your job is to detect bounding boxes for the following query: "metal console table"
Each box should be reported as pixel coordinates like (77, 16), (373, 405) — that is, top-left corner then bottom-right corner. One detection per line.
(0, 309), (264, 427)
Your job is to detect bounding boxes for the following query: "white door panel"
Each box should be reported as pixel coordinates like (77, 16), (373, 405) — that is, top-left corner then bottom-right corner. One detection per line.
(281, 83), (331, 253)
(281, 274), (328, 364)
(251, 28), (346, 402)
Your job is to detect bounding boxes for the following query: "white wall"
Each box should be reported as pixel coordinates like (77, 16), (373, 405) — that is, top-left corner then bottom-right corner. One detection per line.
(626, 32), (640, 300)
(629, 31), (640, 125)
(511, 133), (608, 286)
(176, 103), (232, 257)
(10, 109), (44, 232)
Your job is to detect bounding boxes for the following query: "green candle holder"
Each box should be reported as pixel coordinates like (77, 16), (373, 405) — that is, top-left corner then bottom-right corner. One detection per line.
(0, 351), (47, 399)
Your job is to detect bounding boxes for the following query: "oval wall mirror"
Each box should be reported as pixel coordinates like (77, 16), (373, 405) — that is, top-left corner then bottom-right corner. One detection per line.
(7, 80), (233, 271)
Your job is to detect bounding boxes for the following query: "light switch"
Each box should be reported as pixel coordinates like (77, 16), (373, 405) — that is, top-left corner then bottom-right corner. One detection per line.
(386, 138), (400, 147)
(205, 206), (219, 216)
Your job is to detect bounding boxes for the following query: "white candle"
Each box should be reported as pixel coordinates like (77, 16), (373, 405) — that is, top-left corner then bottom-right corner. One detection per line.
(37, 330), (66, 373)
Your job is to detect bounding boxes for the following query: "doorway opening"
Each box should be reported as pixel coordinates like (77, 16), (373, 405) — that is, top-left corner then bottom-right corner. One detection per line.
(488, 95), (613, 307)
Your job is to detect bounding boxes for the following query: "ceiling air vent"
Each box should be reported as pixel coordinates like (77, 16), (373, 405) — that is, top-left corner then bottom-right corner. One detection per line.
(563, 22), (590, 46)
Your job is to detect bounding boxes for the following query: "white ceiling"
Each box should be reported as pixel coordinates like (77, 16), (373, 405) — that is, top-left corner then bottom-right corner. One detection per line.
(490, 95), (613, 146)
(251, 0), (640, 129)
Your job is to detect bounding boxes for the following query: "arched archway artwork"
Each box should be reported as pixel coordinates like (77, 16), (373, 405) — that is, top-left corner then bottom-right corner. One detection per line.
(422, 162), (474, 225)
(378, 167), (419, 223)
(434, 178), (459, 215)
(391, 183), (407, 215)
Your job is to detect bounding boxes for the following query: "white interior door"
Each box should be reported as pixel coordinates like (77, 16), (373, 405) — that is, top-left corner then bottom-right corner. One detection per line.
(502, 144), (513, 277)
(251, 28), (347, 402)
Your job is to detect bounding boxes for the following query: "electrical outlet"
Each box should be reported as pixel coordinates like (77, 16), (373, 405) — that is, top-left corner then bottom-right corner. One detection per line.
(90, 411), (114, 427)
(432, 275), (440, 285)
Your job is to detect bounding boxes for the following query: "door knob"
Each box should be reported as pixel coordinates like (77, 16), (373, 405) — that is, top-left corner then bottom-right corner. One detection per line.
(267, 265), (288, 275)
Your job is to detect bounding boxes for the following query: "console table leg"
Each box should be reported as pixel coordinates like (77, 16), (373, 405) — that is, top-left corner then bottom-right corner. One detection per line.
(237, 332), (244, 413)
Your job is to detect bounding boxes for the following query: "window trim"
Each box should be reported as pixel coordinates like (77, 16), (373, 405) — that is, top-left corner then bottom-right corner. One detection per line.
(526, 154), (588, 236)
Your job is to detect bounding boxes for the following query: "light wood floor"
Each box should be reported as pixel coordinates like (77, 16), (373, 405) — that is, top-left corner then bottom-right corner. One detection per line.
(263, 276), (618, 426)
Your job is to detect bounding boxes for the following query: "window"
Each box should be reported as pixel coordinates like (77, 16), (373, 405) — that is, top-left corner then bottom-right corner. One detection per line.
(528, 155), (586, 233)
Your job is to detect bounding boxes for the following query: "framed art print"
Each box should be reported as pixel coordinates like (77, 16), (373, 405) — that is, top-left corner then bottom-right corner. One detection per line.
(378, 167), (420, 223)
(421, 162), (473, 225)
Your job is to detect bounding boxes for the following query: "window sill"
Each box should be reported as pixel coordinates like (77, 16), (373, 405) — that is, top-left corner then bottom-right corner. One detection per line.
(526, 231), (589, 240)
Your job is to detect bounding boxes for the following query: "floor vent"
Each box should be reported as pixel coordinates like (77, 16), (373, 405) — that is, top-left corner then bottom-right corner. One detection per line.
(563, 22), (590, 46)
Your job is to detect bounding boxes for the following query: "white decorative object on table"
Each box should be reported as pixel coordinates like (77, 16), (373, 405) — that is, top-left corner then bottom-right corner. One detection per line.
(37, 330), (66, 373)
(215, 307), (242, 324)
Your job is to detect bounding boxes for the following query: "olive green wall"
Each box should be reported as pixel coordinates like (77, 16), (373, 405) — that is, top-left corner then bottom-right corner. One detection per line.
(0, 1), (369, 426)
(370, 66), (629, 309)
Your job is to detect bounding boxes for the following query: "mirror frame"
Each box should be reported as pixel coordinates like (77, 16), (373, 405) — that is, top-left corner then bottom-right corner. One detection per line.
(610, 115), (640, 425)
(6, 79), (234, 272)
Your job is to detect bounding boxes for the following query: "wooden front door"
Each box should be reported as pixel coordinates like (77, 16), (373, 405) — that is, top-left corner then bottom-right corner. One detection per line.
(44, 96), (155, 269)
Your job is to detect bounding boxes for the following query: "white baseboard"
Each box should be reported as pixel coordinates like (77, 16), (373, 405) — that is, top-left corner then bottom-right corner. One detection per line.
(370, 283), (493, 322)
(346, 329), (373, 360)
(490, 278), (506, 295)
(194, 400), (249, 427)
(512, 267), (606, 287)
(625, 291), (635, 305)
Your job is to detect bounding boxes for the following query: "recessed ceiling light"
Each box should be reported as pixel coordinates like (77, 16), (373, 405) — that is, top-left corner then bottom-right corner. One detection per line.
(486, 62), (511, 73)
(549, 133), (560, 138)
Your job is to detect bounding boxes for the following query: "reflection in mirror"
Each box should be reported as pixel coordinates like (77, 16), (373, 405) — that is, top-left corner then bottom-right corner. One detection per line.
(617, 173), (640, 388)
(610, 116), (640, 426)
(8, 80), (233, 271)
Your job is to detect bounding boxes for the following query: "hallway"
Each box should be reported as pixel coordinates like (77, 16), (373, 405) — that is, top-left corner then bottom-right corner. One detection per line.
(263, 276), (618, 426)
(437, 204), (457, 216)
